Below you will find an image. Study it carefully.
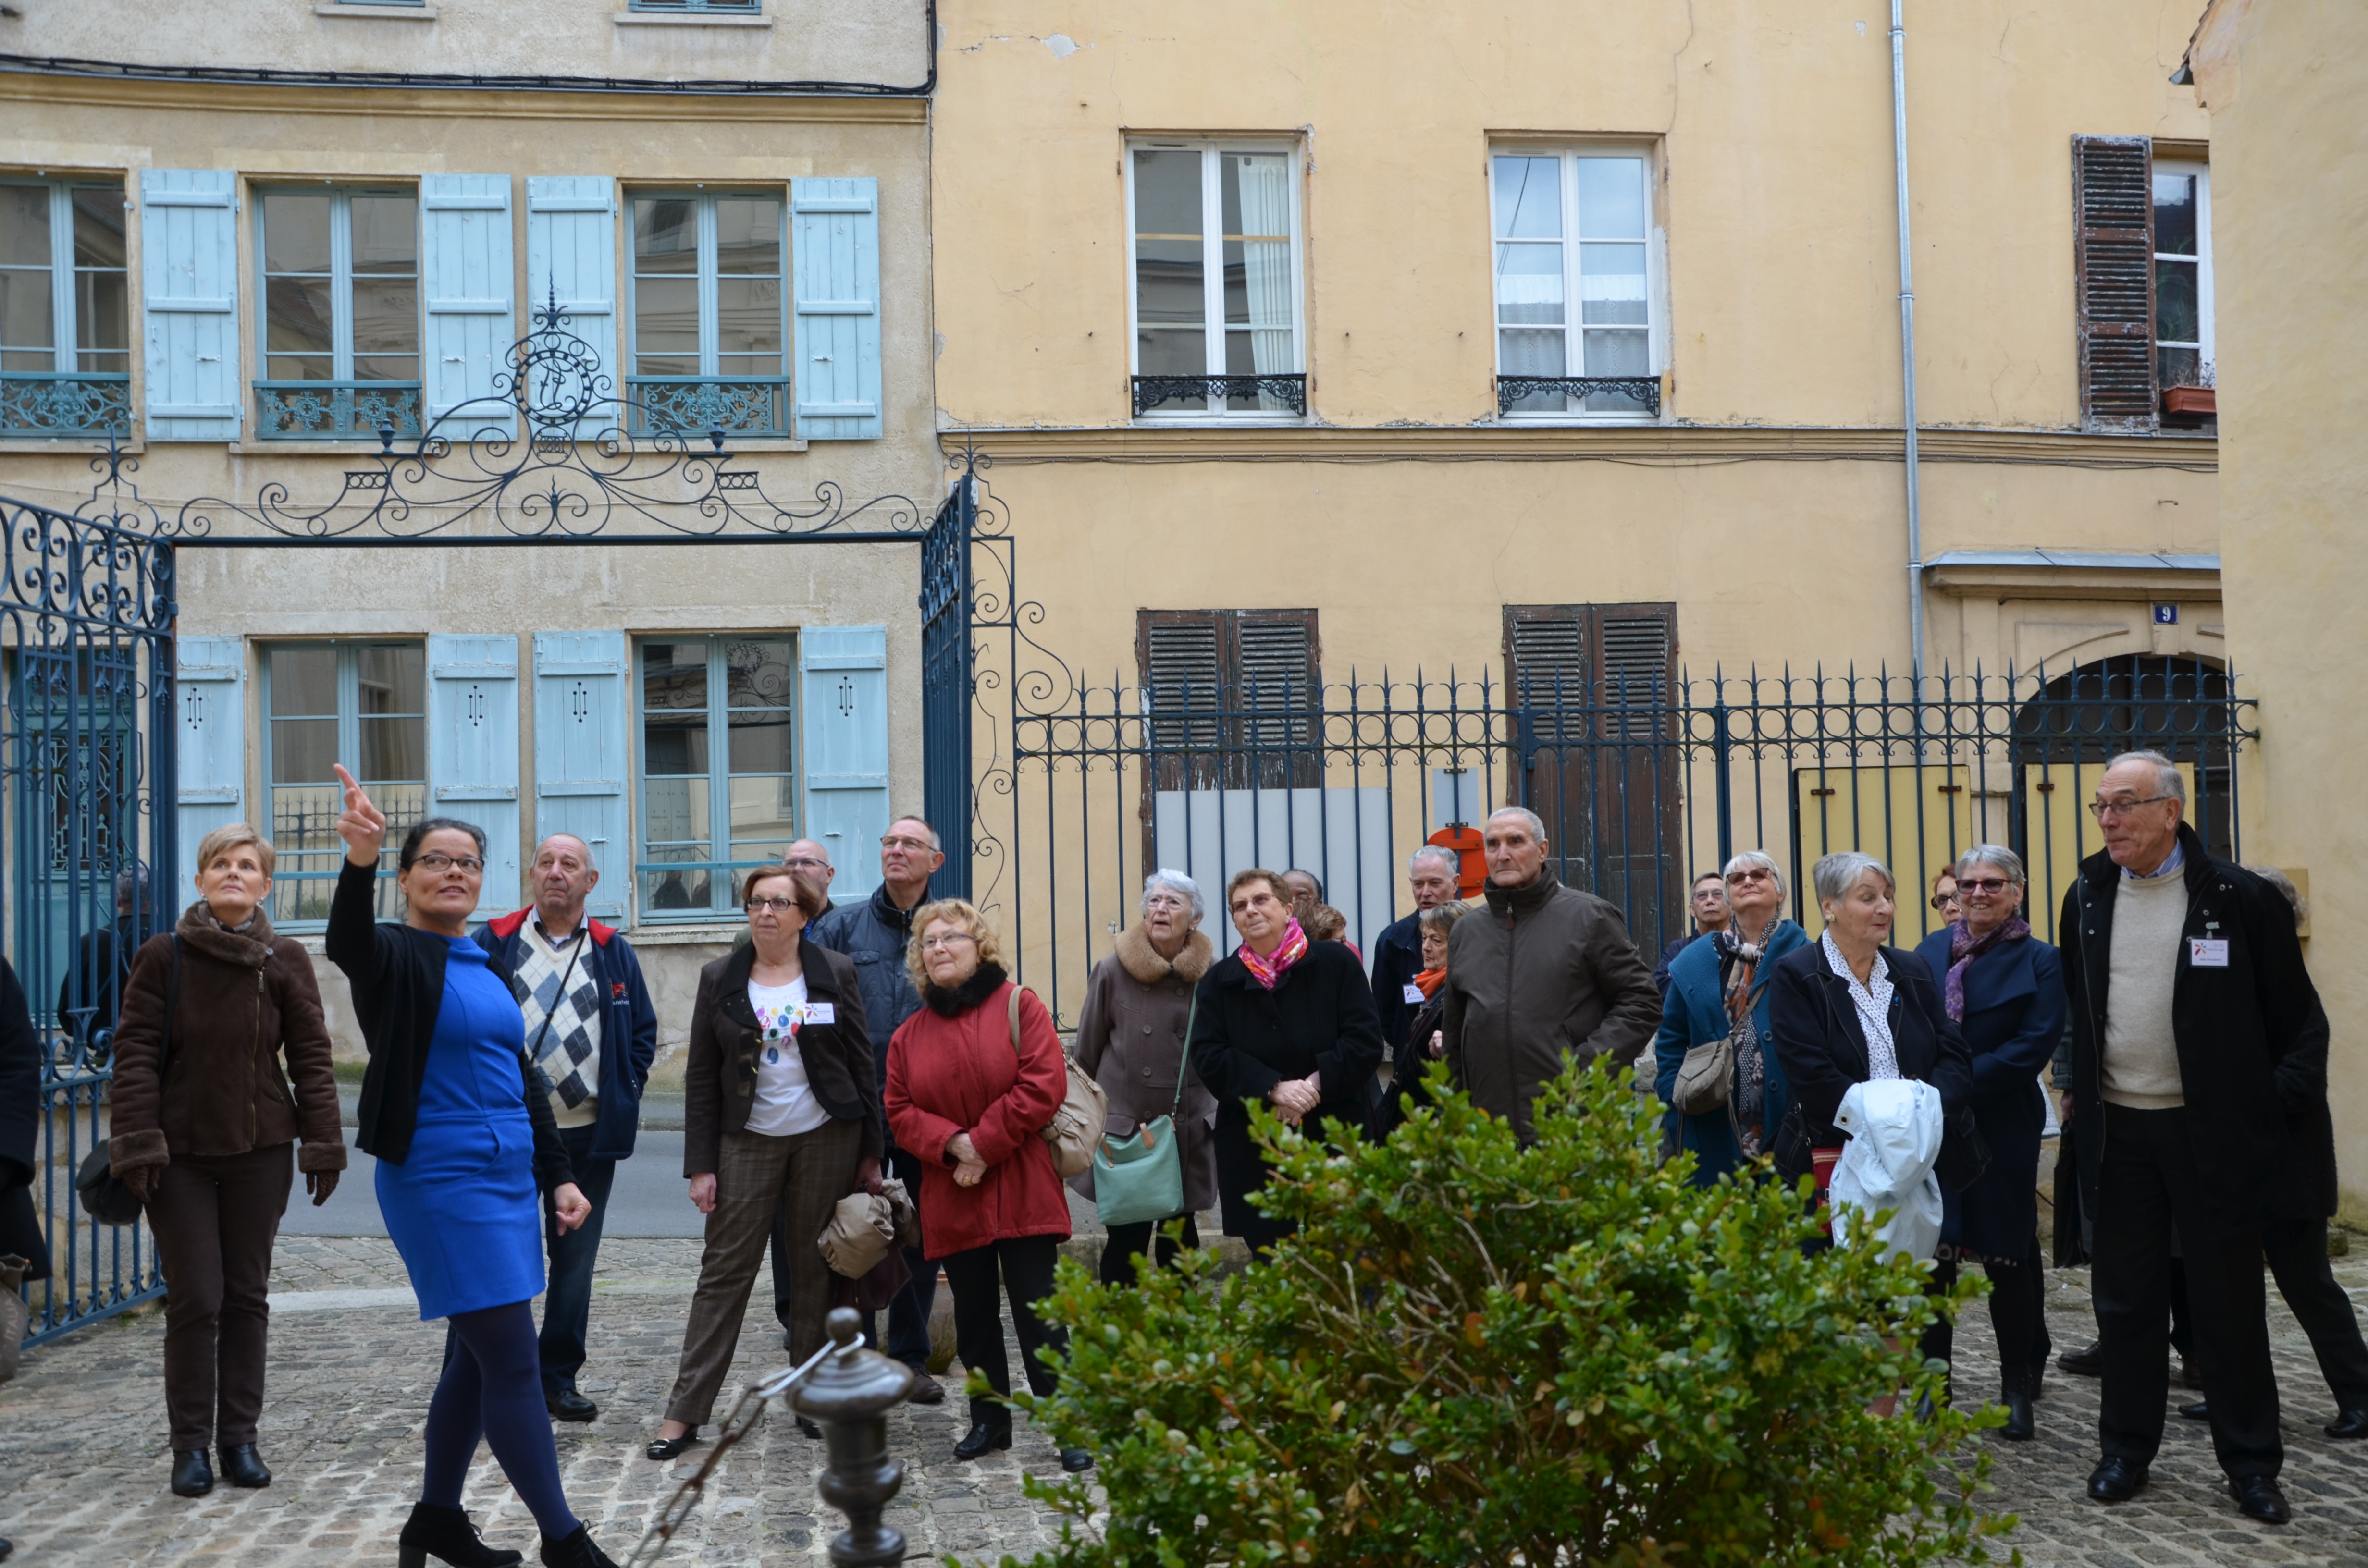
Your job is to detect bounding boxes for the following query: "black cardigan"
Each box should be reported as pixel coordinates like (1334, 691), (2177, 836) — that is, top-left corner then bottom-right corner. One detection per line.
(325, 858), (570, 1192)
(1188, 939), (1385, 1137)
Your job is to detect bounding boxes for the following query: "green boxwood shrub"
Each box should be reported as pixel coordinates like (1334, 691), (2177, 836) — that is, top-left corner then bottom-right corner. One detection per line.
(983, 1059), (2017, 1568)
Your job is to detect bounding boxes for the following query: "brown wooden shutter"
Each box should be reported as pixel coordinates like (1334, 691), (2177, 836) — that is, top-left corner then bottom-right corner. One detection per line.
(2073, 135), (2157, 430)
(1136, 607), (1321, 796)
(1598, 607), (1675, 739)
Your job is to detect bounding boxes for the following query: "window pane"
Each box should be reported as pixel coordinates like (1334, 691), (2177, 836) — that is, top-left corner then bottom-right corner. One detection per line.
(634, 276), (699, 373)
(1579, 242), (1648, 326)
(727, 774), (796, 849)
(357, 644), (424, 714)
(714, 198), (780, 276)
(1492, 157), (1562, 240)
(722, 638), (795, 707)
(352, 278), (420, 359)
(75, 270), (129, 370)
(270, 645), (339, 715)
(0, 270), (52, 361)
(360, 716), (424, 781)
(350, 195), (418, 275)
(2158, 344), (2201, 390)
(1495, 243), (1565, 325)
(69, 187), (125, 269)
(1135, 328), (1208, 380)
(642, 642), (711, 775)
(1220, 153), (1293, 369)
(1574, 157), (1647, 239)
(1498, 328), (1566, 379)
(263, 192), (333, 275)
(1134, 149), (1206, 345)
(2155, 257), (2199, 345)
(641, 777), (711, 912)
(266, 276), (336, 363)
(1582, 327), (1651, 377)
(0, 185), (49, 268)
(270, 717), (338, 784)
(715, 277), (782, 357)
(2153, 173), (2197, 257)
(728, 715), (794, 776)
(633, 198), (698, 274)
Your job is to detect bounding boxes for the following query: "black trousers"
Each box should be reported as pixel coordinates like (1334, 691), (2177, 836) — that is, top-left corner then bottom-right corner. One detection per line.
(2264, 1214), (2368, 1416)
(1983, 1233), (2052, 1394)
(2094, 1105), (2281, 1479)
(939, 1235), (1065, 1424)
(1100, 1213), (1201, 1286)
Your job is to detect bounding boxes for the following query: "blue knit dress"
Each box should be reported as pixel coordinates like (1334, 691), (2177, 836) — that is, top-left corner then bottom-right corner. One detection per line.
(375, 937), (545, 1320)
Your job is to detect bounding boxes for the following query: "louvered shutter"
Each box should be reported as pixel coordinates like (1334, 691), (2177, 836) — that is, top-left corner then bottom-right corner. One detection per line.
(421, 174), (516, 436)
(532, 631), (629, 923)
(1233, 612), (1320, 764)
(427, 635), (522, 912)
(800, 625), (890, 901)
(525, 176), (617, 438)
(2073, 135), (2157, 430)
(1506, 609), (1591, 739)
(139, 170), (241, 441)
(789, 177), (883, 440)
(174, 636), (245, 908)
(1598, 608), (1674, 739)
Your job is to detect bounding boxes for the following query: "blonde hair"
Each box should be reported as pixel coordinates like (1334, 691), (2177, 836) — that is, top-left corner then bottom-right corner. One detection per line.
(904, 897), (1009, 991)
(195, 822), (276, 879)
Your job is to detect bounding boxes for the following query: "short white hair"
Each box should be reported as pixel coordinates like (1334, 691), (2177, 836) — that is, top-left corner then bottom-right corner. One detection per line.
(1722, 849), (1785, 901)
(2103, 750), (2184, 804)
(1813, 850), (1894, 906)
(1485, 805), (1547, 842)
(1143, 868), (1205, 924)
(1407, 845), (1460, 881)
(1954, 844), (2025, 886)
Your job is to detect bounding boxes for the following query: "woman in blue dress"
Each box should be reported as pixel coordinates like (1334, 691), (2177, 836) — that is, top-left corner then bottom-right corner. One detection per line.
(326, 766), (616, 1568)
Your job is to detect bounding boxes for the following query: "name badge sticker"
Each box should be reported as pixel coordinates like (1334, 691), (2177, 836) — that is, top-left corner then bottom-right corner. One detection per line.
(1402, 983), (1426, 1004)
(2189, 938), (2231, 968)
(803, 1001), (836, 1025)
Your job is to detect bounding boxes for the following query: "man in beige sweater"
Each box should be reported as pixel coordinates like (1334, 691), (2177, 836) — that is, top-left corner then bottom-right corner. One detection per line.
(2060, 750), (2327, 1526)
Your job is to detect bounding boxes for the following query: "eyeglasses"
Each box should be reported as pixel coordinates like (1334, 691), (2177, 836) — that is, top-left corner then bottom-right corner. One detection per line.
(1929, 892), (1960, 911)
(411, 852), (484, 875)
(1145, 894), (1191, 911)
(745, 895), (802, 914)
(783, 857), (830, 871)
(1727, 869), (1773, 885)
(2087, 796), (2174, 821)
(880, 834), (936, 853)
(918, 931), (976, 953)
(1957, 877), (2016, 896)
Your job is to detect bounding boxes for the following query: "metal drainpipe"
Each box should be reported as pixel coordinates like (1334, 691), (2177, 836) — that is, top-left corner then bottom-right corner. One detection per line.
(1890, 0), (1925, 689)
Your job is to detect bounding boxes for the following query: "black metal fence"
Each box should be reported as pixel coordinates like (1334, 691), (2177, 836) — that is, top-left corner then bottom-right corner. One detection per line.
(989, 655), (2250, 1029)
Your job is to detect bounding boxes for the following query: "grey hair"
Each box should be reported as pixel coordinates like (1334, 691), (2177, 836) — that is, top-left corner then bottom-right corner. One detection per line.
(2103, 749), (2184, 804)
(1485, 805), (1547, 842)
(1955, 844), (2026, 886)
(1721, 849), (1785, 901)
(2247, 865), (2307, 931)
(1418, 901), (1469, 938)
(114, 865), (151, 906)
(1812, 850), (1895, 906)
(887, 815), (943, 851)
(1408, 844), (1460, 880)
(538, 833), (598, 870)
(1143, 868), (1206, 924)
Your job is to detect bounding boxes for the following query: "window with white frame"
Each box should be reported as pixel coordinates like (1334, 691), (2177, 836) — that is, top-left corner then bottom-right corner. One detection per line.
(2153, 162), (2211, 392)
(1489, 149), (1659, 418)
(261, 641), (427, 926)
(628, 193), (789, 435)
(636, 636), (797, 918)
(1127, 143), (1304, 419)
(0, 178), (130, 437)
(256, 187), (422, 439)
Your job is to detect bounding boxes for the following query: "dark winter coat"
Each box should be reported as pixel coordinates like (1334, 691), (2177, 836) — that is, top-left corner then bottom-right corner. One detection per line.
(474, 907), (659, 1163)
(682, 937), (881, 1175)
(0, 959), (49, 1279)
(1653, 920), (1807, 1185)
(1912, 925), (2064, 1258)
(1441, 866), (1660, 1141)
(809, 880), (927, 1095)
(108, 903), (346, 1177)
(2060, 821), (2331, 1229)
(1368, 912), (1425, 1064)
(1071, 925), (1220, 1214)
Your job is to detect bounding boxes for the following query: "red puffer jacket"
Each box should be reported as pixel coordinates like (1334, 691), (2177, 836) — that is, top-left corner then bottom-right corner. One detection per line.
(885, 967), (1072, 1260)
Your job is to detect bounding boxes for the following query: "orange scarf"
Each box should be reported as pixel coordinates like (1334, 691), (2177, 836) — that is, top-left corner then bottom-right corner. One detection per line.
(1413, 967), (1446, 1001)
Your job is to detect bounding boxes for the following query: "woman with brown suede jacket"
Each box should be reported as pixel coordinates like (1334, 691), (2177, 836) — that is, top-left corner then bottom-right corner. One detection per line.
(108, 823), (345, 1501)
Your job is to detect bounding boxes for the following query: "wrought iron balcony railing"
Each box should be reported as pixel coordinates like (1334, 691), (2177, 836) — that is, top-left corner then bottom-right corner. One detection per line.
(1495, 375), (1662, 417)
(0, 372), (132, 439)
(627, 376), (793, 438)
(1131, 373), (1307, 419)
(255, 380), (425, 440)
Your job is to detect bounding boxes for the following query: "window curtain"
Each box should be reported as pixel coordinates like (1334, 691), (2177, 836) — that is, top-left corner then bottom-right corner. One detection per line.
(1233, 156), (1295, 411)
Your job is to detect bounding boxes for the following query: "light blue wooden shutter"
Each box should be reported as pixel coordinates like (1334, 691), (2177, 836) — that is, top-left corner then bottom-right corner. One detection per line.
(140, 170), (241, 441)
(421, 174), (516, 437)
(789, 177), (882, 440)
(174, 637), (245, 908)
(801, 625), (889, 900)
(427, 635), (523, 915)
(525, 176), (616, 438)
(533, 631), (629, 923)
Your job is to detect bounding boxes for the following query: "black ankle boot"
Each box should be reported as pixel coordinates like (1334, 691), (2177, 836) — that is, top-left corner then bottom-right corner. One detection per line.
(218, 1442), (271, 1488)
(1999, 1387), (2035, 1441)
(170, 1448), (214, 1498)
(398, 1502), (525, 1568)
(954, 1415), (1014, 1460)
(539, 1523), (620, 1568)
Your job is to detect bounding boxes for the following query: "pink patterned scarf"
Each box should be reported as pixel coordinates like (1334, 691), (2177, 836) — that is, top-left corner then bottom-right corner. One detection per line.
(1238, 917), (1310, 991)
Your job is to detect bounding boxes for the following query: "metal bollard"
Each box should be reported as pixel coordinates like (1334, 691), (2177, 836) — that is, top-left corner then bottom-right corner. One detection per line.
(789, 1305), (918, 1568)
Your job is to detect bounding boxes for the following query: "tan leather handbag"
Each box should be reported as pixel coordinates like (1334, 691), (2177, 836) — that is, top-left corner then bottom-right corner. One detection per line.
(1009, 985), (1106, 1179)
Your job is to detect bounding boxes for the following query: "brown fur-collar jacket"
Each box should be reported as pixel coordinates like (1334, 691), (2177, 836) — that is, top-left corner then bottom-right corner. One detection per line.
(109, 902), (346, 1174)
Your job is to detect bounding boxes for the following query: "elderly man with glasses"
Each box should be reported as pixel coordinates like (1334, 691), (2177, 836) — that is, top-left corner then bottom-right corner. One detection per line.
(1654, 871), (1733, 999)
(2062, 750), (2327, 1524)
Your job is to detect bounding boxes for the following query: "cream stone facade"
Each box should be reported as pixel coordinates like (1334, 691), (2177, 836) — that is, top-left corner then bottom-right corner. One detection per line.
(0, 1), (938, 1082)
(2183, 0), (2368, 1215)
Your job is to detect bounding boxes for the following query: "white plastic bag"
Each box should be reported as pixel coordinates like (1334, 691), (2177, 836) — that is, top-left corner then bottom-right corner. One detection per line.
(1828, 1079), (1945, 1263)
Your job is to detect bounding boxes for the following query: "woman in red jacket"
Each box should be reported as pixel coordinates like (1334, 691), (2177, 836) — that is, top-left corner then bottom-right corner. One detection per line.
(883, 898), (1088, 1472)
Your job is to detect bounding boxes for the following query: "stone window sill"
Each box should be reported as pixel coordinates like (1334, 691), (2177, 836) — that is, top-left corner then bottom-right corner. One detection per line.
(315, 3), (441, 19)
(0, 436), (144, 455)
(613, 12), (774, 28)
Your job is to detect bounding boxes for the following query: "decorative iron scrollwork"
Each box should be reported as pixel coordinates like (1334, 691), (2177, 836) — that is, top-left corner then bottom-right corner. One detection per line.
(628, 377), (791, 438)
(1494, 375), (1662, 416)
(0, 372), (132, 438)
(1130, 374), (1307, 418)
(254, 381), (425, 441)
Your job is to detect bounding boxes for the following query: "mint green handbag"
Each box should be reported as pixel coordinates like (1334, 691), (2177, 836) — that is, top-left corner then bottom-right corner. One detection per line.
(1091, 994), (1194, 1229)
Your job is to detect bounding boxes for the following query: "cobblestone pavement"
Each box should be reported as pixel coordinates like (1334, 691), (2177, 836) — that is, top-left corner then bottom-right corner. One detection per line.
(8, 1237), (2368, 1565)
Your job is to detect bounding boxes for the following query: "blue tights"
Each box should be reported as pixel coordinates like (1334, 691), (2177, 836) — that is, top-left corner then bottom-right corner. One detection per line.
(423, 1300), (580, 1540)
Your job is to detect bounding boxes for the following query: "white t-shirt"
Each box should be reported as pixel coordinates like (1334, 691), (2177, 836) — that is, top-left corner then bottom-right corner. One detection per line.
(745, 975), (832, 1138)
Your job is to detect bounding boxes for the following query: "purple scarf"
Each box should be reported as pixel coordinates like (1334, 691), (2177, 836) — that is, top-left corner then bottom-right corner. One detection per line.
(1943, 915), (2030, 1023)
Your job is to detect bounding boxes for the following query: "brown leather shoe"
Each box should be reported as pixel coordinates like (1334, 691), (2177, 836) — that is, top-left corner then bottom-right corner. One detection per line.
(904, 1368), (945, 1405)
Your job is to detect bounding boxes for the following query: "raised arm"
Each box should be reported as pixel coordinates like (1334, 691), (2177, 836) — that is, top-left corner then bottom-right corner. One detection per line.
(323, 763), (396, 988)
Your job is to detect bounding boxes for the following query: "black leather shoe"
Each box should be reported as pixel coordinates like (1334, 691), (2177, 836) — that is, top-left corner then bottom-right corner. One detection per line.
(1999, 1390), (2034, 1441)
(2231, 1475), (2291, 1524)
(2058, 1342), (2103, 1377)
(546, 1388), (598, 1423)
(953, 1418), (1013, 1460)
(2179, 1399), (2212, 1422)
(796, 1416), (822, 1439)
(2087, 1458), (2149, 1503)
(170, 1448), (214, 1498)
(218, 1442), (271, 1488)
(1059, 1446), (1094, 1472)
(643, 1427), (699, 1462)
(0, 1535), (14, 1562)
(398, 1501), (525, 1568)
(539, 1523), (621, 1568)
(904, 1367), (945, 1405)
(2326, 1409), (2368, 1440)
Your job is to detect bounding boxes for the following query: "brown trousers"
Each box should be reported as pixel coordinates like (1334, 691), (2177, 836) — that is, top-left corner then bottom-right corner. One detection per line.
(664, 1118), (862, 1427)
(147, 1142), (293, 1450)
